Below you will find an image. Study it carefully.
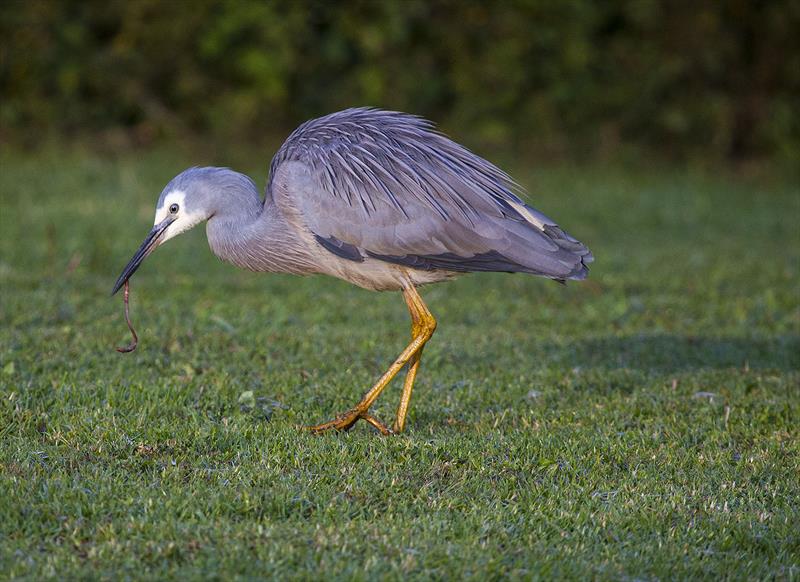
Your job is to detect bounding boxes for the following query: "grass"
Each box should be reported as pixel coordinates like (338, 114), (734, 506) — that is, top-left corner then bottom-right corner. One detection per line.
(0, 147), (798, 580)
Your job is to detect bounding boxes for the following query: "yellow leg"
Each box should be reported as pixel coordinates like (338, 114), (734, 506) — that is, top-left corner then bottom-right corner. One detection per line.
(306, 285), (436, 435)
(394, 289), (436, 433)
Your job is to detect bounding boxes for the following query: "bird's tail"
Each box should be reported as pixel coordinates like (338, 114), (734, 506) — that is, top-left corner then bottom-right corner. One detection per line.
(541, 223), (593, 281)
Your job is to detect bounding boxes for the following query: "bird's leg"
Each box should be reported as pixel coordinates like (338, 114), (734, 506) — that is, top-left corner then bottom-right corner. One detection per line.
(306, 285), (436, 435)
(394, 287), (436, 433)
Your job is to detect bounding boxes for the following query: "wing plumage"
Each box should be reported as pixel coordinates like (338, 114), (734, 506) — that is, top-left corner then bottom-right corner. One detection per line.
(267, 108), (593, 280)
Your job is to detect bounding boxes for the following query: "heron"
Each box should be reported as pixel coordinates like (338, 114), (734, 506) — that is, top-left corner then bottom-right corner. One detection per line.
(112, 108), (592, 435)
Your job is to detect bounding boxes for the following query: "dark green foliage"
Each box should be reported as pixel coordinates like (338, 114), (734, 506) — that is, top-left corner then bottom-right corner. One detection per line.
(2, 0), (799, 158)
(0, 149), (797, 578)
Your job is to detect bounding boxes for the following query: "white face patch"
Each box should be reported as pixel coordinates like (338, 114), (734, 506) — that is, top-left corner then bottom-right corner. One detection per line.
(154, 190), (207, 244)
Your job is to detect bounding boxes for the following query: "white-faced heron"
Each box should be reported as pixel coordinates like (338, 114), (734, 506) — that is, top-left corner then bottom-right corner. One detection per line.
(112, 108), (593, 434)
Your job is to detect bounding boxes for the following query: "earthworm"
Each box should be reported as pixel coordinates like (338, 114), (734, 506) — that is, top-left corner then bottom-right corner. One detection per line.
(116, 279), (138, 353)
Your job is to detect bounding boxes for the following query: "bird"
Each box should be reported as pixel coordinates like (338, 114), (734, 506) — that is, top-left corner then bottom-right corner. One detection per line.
(112, 107), (592, 435)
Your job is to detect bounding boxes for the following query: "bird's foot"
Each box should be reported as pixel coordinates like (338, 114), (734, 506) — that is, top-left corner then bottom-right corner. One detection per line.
(305, 408), (394, 436)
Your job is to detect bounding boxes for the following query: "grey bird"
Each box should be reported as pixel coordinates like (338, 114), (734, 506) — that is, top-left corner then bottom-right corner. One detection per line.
(112, 108), (593, 434)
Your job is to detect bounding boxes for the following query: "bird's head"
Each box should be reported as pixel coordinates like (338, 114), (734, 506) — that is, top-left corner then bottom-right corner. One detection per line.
(111, 167), (252, 295)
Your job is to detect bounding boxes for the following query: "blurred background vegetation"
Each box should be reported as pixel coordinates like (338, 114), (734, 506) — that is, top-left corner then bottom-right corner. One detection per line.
(1, 0), (799, 162)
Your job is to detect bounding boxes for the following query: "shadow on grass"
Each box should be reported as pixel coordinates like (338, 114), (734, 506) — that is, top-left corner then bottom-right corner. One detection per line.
(543, 333), (800, 372)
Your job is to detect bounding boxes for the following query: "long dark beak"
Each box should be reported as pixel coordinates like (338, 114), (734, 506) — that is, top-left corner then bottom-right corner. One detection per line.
(111, 217), (175, 295)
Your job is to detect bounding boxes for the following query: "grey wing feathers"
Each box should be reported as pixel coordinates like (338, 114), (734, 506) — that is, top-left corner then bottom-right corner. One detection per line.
(267, 108), (593, 280)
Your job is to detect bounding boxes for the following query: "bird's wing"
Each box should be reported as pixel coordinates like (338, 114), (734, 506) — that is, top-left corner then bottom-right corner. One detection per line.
(267, 108), (592, 279)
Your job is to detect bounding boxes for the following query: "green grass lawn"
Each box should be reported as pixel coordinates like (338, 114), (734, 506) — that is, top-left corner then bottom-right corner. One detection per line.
(1, 148), (798, 579)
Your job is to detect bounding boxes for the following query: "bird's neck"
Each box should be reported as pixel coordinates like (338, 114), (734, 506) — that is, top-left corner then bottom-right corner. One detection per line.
(205, 181), (316, 275)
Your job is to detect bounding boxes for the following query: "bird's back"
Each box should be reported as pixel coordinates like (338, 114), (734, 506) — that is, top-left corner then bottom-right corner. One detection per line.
(266, 108), (592, 286)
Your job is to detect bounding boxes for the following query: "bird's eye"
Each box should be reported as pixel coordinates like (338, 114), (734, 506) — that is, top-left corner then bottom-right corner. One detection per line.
(169, 204), (179, 214)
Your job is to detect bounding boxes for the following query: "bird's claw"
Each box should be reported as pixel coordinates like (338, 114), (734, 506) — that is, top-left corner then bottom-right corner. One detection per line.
(305, 408), (394, 436)
(360, 413), (394, 436)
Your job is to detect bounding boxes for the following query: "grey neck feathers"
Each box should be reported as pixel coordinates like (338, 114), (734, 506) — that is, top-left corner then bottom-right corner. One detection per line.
(205, 174), (317, 275)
